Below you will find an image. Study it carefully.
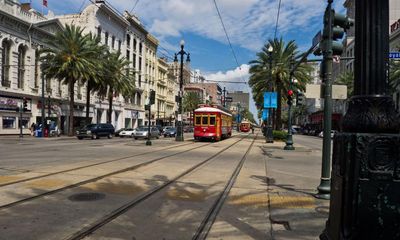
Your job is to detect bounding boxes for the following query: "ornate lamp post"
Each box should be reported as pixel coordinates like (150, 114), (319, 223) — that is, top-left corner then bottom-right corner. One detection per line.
(266, 45), (274, 143)
(321, 0), (400, 239)
(174, 40), (190, 142)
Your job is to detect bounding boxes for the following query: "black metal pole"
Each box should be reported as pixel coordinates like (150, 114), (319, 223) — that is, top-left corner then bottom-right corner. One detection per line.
(316, 1), (333, 200)
(223, 87), (226, 107)
(266, 51), (274, 143)
(321, 0), (400, 239)
(19, 104), (23, 139)
(41, 72), (45, 137)
(284, 56), (295, 150)
(146, 105), (152, 146)
(175, 44), (185, 142)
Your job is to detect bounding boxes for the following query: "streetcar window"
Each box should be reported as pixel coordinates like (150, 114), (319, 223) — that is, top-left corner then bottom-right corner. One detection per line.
(202, 115), (209, 125)
(195, 116), (201, 125)
(210, 116), (216, 126)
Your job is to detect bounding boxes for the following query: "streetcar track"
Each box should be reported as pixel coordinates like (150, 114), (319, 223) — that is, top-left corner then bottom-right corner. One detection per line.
(0, 141), (214, 210)
(65, 134), (251, 240)
(0, 141), (194, 188)
(193, 133), (258, 240)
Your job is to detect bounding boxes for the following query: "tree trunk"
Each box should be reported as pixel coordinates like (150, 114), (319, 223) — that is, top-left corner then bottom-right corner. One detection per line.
(85, 81), (91, 125)
(275, 85), (282, 130)
(107, 90), (113, 124)
(68, 81), (75, 136)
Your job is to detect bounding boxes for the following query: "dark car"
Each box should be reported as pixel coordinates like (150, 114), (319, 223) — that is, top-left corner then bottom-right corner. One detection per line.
(163, 127), (176, 137)
(76, 123), (115, 140)
(183, 126), (194, 133)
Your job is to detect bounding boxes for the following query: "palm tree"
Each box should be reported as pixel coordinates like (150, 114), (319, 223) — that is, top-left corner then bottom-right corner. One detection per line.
(335, 71), (354, 97)
(99, 51), (135, 124)
(249, 38), (312, 130)
(183, 91), (201, 126)
(40, 24), (99, 136)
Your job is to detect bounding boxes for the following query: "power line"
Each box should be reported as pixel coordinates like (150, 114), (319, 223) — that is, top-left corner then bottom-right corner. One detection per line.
(129, 0), (140, 14)
(212, 0), (240, 68)
(274, 0), (282, 39)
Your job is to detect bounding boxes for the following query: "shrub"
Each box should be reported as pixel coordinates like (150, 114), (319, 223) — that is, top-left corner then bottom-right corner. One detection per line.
(273, 130), (288, 140)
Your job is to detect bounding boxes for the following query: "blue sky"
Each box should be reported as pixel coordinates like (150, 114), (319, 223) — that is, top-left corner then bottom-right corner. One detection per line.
(27, 0), (346, 120)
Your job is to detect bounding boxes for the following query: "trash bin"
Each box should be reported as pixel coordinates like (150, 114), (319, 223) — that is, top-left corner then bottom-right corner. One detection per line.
(44, 128), (49, 137)
(37, 128), (42, 137)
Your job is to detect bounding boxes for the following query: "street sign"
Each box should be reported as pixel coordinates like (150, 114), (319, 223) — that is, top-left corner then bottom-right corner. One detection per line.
(312, 31), (322, 48)
(225, 97), (233, 102)
(305, 84), (347, 100)
(389, 52), (400, 59)
(263, 92), (278, 109)
(262, 109), (269, 121)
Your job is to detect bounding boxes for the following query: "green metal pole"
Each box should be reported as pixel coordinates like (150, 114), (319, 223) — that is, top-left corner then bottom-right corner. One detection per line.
(146, 105), (152, 146)
(316, 0), (333, 200)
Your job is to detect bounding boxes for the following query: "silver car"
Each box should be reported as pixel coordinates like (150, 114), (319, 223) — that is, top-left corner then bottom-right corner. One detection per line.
(133, 127), (160, 140)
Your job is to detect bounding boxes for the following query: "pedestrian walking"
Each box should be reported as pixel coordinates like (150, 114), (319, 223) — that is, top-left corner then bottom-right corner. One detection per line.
(30, 122), (36, 136)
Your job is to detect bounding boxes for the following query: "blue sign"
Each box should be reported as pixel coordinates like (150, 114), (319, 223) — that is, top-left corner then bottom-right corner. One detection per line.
(262, 109), (269, 121)
(270, 92), (278, 109)
(389, 52), (400, 59)
(263, 92), (271, 108)
(264, 92), (278, 109)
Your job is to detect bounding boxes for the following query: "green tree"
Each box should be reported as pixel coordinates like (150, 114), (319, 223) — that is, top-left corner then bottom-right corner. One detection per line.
(183, 91), (201, 126)
(249, 38), (312, 130)
(240, 108), (255, 123)
(335, 71), (354, 97)
(83, 33), (108, 124)
(99, 51), (135, 124)
(40, 24), (99, 136)
(389, 60), (400, 94)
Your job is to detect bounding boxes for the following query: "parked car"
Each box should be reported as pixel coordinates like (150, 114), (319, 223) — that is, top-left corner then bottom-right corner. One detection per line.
(114, 128), (125, 137)
(133, 126), (160, 140)
(162, 126), (174, 134)
(76, 123), (115, 140)
(183, 126), (194, 133)
(119, 128), (137, 138)
(163, 127), (177, 137)
(318, 130), (337, 138)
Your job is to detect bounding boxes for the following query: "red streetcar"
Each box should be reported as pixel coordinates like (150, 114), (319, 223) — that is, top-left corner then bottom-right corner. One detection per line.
(194, 105), (232, 141)
(240, 121), (251, 132)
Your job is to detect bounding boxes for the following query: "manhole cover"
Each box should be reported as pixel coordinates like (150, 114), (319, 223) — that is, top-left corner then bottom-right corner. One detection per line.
(68, 192), (106, 202)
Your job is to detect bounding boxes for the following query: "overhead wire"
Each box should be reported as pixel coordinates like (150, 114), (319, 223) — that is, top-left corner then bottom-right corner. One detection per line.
(274, 0), (283, 39)
(129, 0), (140, 14)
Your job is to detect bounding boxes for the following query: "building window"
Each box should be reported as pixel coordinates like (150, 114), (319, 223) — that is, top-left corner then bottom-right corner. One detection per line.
(126, 50), (130, 61)
(105, 32), (109, 46)
(111, 36), (115, 49)
(139, 75), (142, 87)
(34, 49), (39, 88)
(17, 45), (26, 89)
(139, 42), (143, 55)
(118, 40), (121, 52)
(133, 38), (137, 52)
(137, 92), (141, 105)
(133, 53), (136, 67)
(97, 26), (102, 37)
(127, 34), (131, 47)
(1, 39), (11, 87)
(3, 116), (16, 129)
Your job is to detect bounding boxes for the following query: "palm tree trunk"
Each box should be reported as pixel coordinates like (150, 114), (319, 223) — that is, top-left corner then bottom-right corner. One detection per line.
(107, 91), (113, 124)
(86, 81), (91, 125)
(276, 85), (282, 130)
(68, 81), (75, 136)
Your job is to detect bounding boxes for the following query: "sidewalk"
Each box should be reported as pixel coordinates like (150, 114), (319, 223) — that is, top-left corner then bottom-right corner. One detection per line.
(264, 139), (329, 240)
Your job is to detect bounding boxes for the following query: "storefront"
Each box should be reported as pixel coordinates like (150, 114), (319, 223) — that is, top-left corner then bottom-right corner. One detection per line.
(0, 95), (33, 135)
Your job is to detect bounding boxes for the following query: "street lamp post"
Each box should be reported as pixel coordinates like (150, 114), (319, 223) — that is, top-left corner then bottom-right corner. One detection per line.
(284, 55), (295, 150)
(236, 102), (241, 131)
(321, 0), (400, 239)
(266, 45), (274, 143)
(174, 40), (190, 142)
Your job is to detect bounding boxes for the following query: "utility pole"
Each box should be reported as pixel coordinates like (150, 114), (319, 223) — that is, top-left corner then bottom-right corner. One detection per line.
(321, 0), (400, 239)
(223, 87), (226, 107)
(284, 55), (295, 150)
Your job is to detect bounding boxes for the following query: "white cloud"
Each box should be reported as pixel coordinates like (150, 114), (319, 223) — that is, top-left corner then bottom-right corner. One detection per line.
(203, 64), (259, 121)
(103, 0), (345, 52)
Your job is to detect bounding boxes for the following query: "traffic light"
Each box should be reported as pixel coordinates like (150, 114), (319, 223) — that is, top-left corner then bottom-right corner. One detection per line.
(296, 92), (306, 105)
(287, 89), (293, 106)
(330, 10), (354, 56)
(23, 98), (28, 112)
(149, 90), (155, 105)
